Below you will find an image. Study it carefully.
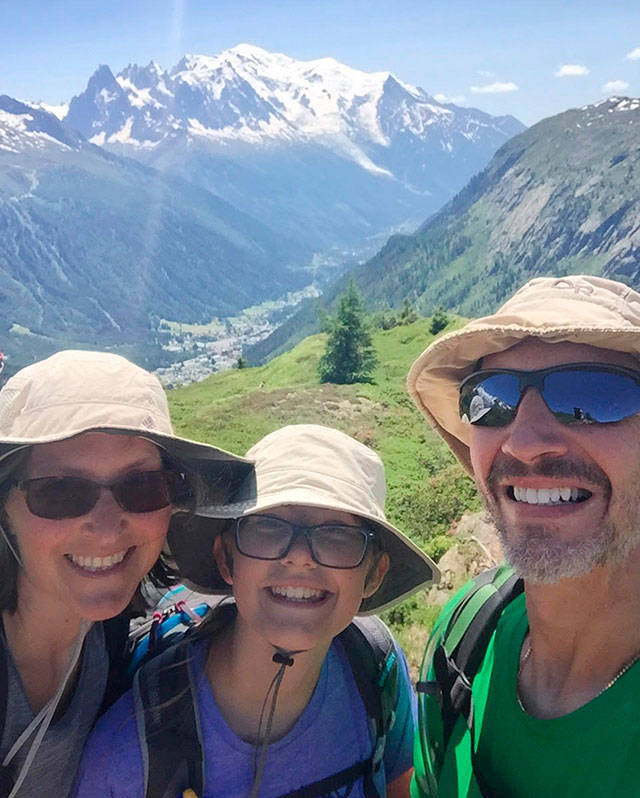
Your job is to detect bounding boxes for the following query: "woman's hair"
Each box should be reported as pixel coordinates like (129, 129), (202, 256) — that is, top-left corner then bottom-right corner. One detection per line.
(0, 442), (191, 615)
(0, 449), (29, 613)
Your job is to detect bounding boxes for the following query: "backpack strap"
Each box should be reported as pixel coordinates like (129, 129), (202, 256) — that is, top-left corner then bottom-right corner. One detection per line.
(337, 616), (399, 798)
(133, 603), (237, 798)
(277, 758), (373, 798)
(99, 612), (133, 714)
(133, 641), (204, 798)
(416, 565), (523, 794)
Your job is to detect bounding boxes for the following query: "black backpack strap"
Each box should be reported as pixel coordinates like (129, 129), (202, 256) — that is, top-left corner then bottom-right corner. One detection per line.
(277, 757), (372, 797)
(99, 612), (133, 714)
(337, 616), (399, 798)
(134, 642), (204, 798)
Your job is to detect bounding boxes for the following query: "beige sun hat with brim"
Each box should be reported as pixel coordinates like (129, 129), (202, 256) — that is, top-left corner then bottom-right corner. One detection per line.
(169, 423), (439, 615)
(408, 274), (640, 475)
(0, 350), (252, 507)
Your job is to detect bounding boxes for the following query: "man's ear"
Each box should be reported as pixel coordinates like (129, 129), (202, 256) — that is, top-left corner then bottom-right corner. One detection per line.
(213, 533), (234, 586)
(362, 552), (390, 599)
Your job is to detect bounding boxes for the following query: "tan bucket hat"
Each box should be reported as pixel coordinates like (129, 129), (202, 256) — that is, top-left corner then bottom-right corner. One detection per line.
(408, 275), (640, 474)
(0, 350), (252, 505)
(169, 423), (439, 614)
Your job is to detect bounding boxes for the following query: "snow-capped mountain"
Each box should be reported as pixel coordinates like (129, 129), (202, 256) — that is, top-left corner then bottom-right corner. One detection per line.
(67, 45), (519, 173)
(64, 45), (524, 250)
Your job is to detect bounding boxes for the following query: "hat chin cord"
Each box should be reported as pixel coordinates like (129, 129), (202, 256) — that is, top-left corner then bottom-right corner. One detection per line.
(249, 645), (308, 798)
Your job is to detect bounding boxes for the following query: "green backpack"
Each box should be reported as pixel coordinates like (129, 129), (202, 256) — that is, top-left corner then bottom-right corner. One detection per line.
(415, 565), (523, 797)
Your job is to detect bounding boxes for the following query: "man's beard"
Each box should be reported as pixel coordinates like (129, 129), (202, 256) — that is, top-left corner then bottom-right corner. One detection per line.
(493, 516), (621, 583)
(483, 455), (640, 584)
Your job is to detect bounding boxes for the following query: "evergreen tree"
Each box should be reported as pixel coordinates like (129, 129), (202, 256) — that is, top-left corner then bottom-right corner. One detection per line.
(429, 306), (449, 335)
(318, 280), (378, 384)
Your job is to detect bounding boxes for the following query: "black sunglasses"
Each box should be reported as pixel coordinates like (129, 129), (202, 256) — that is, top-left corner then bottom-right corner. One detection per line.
(234, 514), (375, 569)
(459, 363), (640, 428)
(16, 470), (189, 520)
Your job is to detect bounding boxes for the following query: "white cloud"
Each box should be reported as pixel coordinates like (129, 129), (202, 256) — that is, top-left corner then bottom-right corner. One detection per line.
(470, 81), (518, 94)
(626, 47), (640, 60)
(434, 92), (466, 105)
(477, 70), (495, 78)
(555, 64), (590, 77)
(602, 80), (630, 93)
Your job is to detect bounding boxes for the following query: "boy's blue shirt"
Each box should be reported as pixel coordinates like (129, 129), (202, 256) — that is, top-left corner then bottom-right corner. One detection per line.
(74, 635), (416, 797)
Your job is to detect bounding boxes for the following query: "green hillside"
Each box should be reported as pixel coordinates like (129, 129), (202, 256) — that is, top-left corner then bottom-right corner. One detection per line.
(168, 315), (481, 664)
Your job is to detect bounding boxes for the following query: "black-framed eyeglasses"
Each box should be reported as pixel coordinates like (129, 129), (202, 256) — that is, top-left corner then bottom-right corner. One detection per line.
(16, 470), (189, 520)
(459, 362), (640, 428)
(234, 514), (375, 569)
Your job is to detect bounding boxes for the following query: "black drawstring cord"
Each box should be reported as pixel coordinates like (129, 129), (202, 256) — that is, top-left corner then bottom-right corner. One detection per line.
(249, 649), (297, 798)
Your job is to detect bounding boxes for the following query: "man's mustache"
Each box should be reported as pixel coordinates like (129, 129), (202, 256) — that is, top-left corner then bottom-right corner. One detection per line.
(486, 455), (611, 494)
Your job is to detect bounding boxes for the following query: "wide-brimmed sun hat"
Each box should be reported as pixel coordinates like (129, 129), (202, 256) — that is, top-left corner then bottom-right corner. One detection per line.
(169, 423), (439, 614)
(407, 274), (640, 474)
(0, 350), (252, 505)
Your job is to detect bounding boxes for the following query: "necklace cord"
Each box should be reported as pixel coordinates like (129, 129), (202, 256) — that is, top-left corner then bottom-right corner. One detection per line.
(517, 634), (640, 711)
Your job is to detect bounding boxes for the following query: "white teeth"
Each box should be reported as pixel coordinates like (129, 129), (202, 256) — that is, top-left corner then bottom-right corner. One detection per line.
(526, 488), (538, 504)
(69, 550), (127, 572)
(512, 486), (589, 505)
(271, 586), (325, 601)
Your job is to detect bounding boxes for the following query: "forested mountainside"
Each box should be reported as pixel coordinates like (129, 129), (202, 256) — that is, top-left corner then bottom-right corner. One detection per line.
(0, 96), (305, 367)
(249, 97), (640, 363)
(354, 97), (640, 316)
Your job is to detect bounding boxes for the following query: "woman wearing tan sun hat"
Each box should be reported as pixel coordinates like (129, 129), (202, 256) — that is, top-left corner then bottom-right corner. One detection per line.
(0, 349), (251, 797)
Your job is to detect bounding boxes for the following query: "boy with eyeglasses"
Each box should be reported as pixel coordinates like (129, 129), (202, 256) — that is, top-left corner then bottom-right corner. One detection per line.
(74, 424), (439, 798)
(408, 275), (640, 797)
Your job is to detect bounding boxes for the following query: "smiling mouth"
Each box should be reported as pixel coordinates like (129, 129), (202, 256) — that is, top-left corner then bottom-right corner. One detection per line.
(508, 486), (592, 505)
(268, 585), (329, 603)
(65, 548), (131, 573)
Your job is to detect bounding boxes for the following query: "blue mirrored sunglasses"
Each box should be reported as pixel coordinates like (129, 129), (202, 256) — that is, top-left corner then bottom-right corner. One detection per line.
(459, 363), (640, 427)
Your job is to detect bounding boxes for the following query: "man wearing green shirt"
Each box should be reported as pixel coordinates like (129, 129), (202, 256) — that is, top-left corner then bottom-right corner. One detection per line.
(407, 275), (640, 797)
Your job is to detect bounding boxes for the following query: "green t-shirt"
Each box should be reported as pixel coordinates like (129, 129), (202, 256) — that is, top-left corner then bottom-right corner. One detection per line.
(414, 587), (640, 797)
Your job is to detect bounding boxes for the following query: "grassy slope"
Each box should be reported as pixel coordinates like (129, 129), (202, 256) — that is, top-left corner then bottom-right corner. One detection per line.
(168, 315), (482, 667)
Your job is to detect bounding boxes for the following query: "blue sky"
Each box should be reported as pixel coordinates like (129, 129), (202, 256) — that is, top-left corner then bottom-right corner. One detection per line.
(3, 0), (639, 125)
